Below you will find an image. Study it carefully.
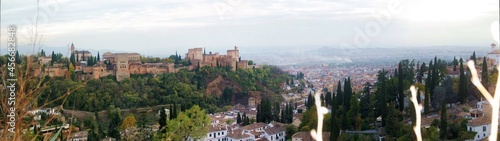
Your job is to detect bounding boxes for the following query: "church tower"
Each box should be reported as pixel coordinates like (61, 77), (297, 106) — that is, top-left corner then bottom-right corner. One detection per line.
(70, 43), (75, 53)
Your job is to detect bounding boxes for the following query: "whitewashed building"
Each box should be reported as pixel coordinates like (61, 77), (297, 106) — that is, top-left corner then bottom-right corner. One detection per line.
(466, 101), (493, 141)
(263, 126), (286, 141)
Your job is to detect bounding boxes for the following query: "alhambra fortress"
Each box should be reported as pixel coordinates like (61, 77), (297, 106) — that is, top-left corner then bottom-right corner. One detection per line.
(34, 44), (254, 81)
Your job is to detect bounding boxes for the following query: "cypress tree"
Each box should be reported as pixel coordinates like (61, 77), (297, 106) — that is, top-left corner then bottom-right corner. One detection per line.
(325, 91), (332, 107)
(453, 56), (458, 71)
(459, 59), (467, 104)
(287, 103), (293, 123)
(237, 112), (242, 124)
(307, 92), (315, 109)
(97, 52), (100, 61)
(425, 68), (431, 114)
(330, 91), (339, 141)
(439, 100), (448, 139)
(344, 78), (352, 110)
(280, 106), (286, 123)
(470, 51), (477, 64)
(273, 102), (281, 122)
(243, 112), (248, 125)
(336, 81), (343, 106)
(257, 104), (262, 122)
(398, 61), (404, 111)
(172, 103), (178, 119)
(482, 57), (489, 87)
(70, 53), (76, 67)
(159, 108), (167, 133)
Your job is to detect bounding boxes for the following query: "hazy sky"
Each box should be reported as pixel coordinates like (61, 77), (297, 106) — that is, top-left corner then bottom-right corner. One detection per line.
(1, 0), (498, 56)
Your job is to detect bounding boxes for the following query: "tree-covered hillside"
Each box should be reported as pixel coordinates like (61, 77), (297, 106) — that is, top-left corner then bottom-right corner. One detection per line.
(39, 65), (291, 113)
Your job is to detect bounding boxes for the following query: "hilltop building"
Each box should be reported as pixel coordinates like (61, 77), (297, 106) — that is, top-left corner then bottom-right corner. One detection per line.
(186, 46), (252, 71)
(34, 44), (253, 81)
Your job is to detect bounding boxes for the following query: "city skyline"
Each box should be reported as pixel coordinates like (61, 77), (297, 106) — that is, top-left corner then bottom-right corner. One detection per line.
(1, 0), (498, 56)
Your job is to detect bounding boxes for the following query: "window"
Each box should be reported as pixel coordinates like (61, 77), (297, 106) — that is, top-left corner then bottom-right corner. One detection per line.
(483, 126), (487, 131)
(210, 134), (212, 137)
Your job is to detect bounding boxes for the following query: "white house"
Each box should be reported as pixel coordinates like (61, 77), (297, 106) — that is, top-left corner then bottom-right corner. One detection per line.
(241, 123), (268, 134)
(205, 126), (228, 141)
(467, 119), (491, 141)
(263, 126), (286, 141)
(466, 101), (493, 141)
(189, 125), (228, 141)
(227, 130), (255, 141)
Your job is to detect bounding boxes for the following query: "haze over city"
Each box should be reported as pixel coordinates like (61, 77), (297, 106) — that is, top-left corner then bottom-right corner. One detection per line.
(1, 0), (498, 57)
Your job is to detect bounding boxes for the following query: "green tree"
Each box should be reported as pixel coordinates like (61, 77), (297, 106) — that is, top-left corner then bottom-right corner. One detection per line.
(306, 92), (315, 109)
(347, 94), (360, 130)
(344, 78), (352, 109)
(256, 99), (273, 123)
(482, 57), (488, 87)
(439, 100), (447, 139)
(97, 51), (101, 61)
(330, 93), (340, 141)
(237, 112), (242, 124)
(374, 70), (388, 126)
(107, 105), (122, 140)
(88, 120), (101, 141)
(470, 51), (477, 64)
(159, 108), (167, 133)
(222, 87), (233, 105)
(397, 61), (405, 111)
(453, 57), (458, 71)
(242, 112), (249, 126)
(336, 81), (343, 106)
(69, 62), (76, 80)
(121, 115), (137, 130)
(273, 102), (281, 122)
(459, 59), (468, 104)
(325, 91), (332, 107)
(285, 125), (298, 140)
(51, 51), (55, 65)
(70, 53), (76, 67)
(385, 103), (403, 137)
(166, 105), (211, 140)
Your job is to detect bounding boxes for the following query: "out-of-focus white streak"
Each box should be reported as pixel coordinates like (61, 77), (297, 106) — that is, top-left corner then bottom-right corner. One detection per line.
(311, 91), (328, 141)
(468, 60), (499, 141)
(410, 86), (423, 141)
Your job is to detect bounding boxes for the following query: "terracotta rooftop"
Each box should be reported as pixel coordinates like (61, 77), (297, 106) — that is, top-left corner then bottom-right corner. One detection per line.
(468, 116), (491, 127)
(264, 126), (285, 135)
(209, 125), (227, 132)
(227, 129), (251, 139)
(421, 115), (440, 127)
(488, 50), (500, 54)
(241, 123), (268, 130)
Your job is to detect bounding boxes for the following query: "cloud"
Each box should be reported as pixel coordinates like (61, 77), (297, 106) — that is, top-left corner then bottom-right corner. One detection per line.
(1, 0), (498, 53)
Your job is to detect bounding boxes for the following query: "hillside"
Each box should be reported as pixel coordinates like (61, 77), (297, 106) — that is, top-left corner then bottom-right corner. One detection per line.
(206, 75), (242, 96)
(39, 65), (291, 113)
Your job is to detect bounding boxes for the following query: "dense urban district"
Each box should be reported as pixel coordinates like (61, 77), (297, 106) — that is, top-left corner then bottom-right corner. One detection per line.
(1, 44), (500, 141)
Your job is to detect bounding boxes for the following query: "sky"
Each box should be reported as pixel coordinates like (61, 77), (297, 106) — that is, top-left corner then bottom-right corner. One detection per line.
(0, 0), (499, 56)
